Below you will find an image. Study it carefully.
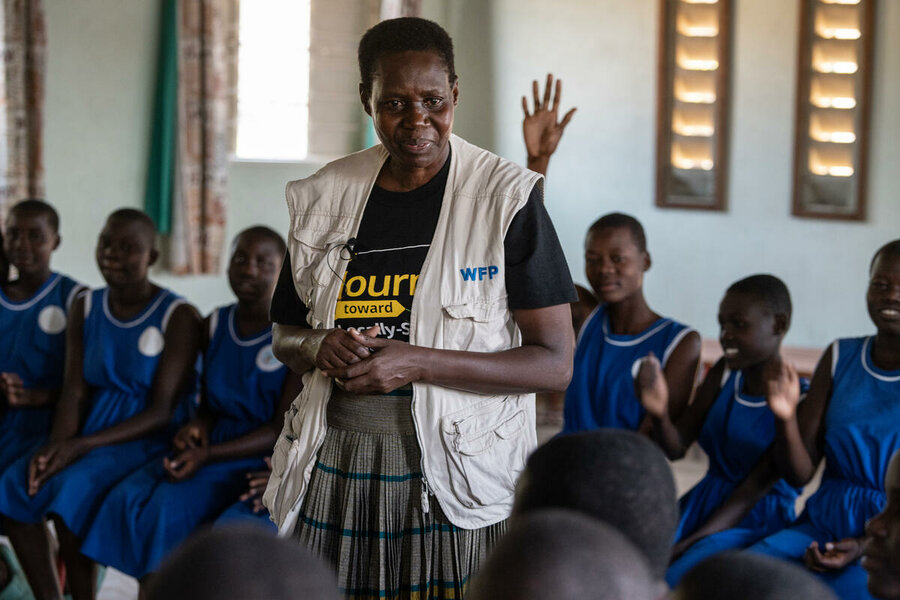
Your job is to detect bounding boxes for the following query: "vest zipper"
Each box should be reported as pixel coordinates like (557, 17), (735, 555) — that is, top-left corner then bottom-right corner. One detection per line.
(410, 385), (432, 515)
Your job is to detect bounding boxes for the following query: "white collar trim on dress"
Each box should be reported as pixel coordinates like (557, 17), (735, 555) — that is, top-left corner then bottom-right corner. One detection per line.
(228, 304), (272, 347)
(0, 273), (61, 311)
(102, 288), (169, 329)
(860, 336), (900, 382)
(602, 313), (672, 347)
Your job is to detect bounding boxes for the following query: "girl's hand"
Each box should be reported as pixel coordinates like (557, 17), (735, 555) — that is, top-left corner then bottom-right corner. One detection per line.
(670, 536), (699, 563)
(522, 73), (577, 161)
(324, 332), (423, 394)
(0, 372), (25, 406)
(315, 326), (380, 371)
(636, 353), (669, 419)
(27, 439), (87, 495)
(164, 446), (210, 482)
(765, 361), (801, 421)
(172, 420), (209, 452)
(240, 457), (273, 514)
(804, 538), (864, 572)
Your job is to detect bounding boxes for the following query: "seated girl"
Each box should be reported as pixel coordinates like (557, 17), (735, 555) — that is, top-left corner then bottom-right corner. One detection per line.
(636, 274), (807, 585)
(749, 240), (900, 600)
(1, 200), (85, 473)
(80, 227), (299, 586)
(560, 213), (700, 433)
(520, 77), (700, 434)
(0, 208), (201, 600)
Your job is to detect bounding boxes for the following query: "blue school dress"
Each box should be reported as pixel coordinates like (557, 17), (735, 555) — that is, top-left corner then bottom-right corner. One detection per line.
(0, 274), (83, 472)
(80, 304), (286, 578)
(562, 305), (695, 432)
(214, 498), (277, 533)
(665, 368), (808, 586)
(0, 287), (190, 537)
(749, 336), (900, 600)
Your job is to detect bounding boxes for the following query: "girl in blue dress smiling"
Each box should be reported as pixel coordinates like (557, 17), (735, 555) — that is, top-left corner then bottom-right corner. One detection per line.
(749, 240), (900, 600)
(0, 209), (201, 600)
(81, 227), (300, 591)
(637, 274), (807, 585)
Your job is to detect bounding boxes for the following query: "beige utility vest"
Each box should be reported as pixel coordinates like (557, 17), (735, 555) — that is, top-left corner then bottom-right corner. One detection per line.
(263, 134), (542, 533)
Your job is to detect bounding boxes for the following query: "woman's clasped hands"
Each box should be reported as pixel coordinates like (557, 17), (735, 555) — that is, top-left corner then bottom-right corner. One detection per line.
(317, 326), (424, 395)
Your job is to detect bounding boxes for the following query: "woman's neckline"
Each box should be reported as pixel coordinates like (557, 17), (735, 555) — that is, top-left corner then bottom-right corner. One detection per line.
(373, 148), (452, 195)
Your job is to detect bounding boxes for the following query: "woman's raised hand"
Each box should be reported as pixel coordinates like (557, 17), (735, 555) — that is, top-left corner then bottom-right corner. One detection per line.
(636, 353), (669, 418)
(765, 360), (801, 421)
(522, 73), (576, 173)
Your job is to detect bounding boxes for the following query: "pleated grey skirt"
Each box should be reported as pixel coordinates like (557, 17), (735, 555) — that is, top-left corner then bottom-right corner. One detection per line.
(294, 386), (506, 599)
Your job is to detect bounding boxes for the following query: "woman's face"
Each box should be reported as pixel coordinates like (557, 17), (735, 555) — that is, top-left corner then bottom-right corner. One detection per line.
(227, 232), (282, 305)
(363, 50), (458, 176)
(583, 226), (648, 305)
(867, 251), (900, 337)
(95, 218), (157, 288)
(717, 291), (782, 370)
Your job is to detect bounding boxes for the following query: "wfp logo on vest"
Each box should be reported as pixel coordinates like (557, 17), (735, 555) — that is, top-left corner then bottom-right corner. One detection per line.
(460, 266), (499, 281)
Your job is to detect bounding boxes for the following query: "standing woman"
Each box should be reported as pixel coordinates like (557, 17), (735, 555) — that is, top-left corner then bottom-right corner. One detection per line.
(263, 18), (576, 599)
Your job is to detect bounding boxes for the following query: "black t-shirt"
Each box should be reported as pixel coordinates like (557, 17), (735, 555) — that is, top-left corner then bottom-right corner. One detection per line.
(270, 156), (576, 341)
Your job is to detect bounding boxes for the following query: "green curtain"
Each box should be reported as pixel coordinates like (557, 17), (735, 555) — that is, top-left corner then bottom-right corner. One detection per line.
(362, 116), (377, 149)
(144, 0), (178, 234)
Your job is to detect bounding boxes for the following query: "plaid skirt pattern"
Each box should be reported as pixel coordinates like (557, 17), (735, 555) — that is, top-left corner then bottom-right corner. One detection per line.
(295, 387), (506, 599)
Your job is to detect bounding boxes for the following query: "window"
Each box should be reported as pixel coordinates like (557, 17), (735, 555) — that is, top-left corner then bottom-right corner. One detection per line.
(235, 0), (376, 161)
(235, 0), (311, 160)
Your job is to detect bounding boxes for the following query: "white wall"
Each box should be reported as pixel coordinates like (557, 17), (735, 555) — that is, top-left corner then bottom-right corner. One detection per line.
(44, 1), (318, 313)
(489, 0), (900, 348)
(42, 0), (899, 347)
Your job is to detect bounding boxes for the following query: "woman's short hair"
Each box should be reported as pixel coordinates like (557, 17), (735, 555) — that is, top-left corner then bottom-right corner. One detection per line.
(358, 17), (456, 96)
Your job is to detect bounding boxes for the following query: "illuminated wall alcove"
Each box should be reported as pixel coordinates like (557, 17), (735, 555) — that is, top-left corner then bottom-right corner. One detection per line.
(792, 0), (874, 220)
(655, 0), (731, 211)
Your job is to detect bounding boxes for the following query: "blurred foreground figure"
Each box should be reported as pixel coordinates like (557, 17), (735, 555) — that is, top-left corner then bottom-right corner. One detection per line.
(513, 428), (677, 578)
(468, 509), (661, 600)
(863, 450), (900, 599)
(147, 526), (339, 600)
(673, 551), (837, 600)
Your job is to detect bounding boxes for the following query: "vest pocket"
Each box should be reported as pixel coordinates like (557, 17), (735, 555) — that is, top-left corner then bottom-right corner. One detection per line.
(440, 396), (528, 508)
(441, 296), (513, 352)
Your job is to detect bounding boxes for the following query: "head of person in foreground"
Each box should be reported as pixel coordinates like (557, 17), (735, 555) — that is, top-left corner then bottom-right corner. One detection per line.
(512, 428), (678, 578)
(146, 526), (339, 600)
(468, 509), (662, 600)
(672, 551), (837, 600)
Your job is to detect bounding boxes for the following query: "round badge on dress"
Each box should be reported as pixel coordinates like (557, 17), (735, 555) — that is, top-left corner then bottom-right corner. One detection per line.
(138, 326), (165, 357)
(631, 357), (644, 380)
(256, 344), (282, 372)
(38, 305), (67, 335)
